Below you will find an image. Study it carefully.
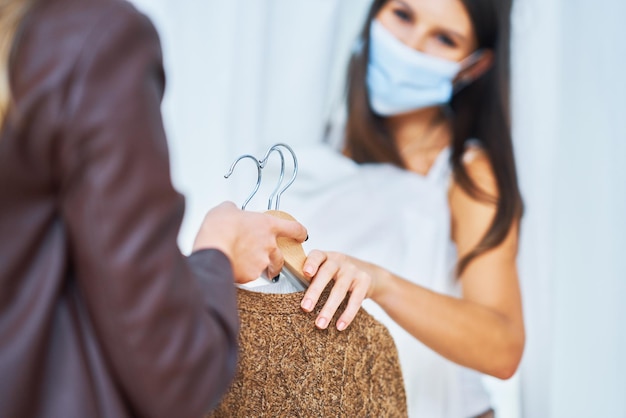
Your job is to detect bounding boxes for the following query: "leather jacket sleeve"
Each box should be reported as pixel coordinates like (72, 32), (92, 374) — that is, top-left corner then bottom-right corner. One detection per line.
(54, 5), (238, 417)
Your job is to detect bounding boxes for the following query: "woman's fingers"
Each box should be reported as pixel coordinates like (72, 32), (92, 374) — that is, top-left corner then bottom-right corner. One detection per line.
(301, 252), (335, 313)
(302, 249), (327, 279)
(301, 251), (373, 331)
(335, 273), (370, 331)
(317, 267), (371, 331)
(314, 269), (353, 329)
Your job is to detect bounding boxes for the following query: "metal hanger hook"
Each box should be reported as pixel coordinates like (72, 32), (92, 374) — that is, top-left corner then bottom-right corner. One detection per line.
(258, 148), (286, 210)
(224, 154), (262, 210)
(259, 143), (298, 210)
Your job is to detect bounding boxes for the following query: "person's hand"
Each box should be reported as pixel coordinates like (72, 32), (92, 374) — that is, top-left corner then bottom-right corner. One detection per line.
(193, 201), (308, 283)
(300, 250), (375, 331)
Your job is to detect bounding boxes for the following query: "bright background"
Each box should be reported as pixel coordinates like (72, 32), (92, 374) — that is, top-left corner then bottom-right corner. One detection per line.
(130, 0), (626, 416)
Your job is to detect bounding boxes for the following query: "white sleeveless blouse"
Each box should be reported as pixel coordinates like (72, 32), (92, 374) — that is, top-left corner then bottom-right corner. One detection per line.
(260, 142), (492, 418)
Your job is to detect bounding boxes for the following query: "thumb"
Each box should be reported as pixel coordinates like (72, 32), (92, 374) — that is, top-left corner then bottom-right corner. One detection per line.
(266, 211), (308, 243)
(275, 218), (308, 243)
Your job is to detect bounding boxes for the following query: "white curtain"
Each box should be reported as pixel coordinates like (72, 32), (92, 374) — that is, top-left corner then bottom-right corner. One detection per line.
(131, 0), (371, 252)
(513, 0), (626, 416)
(130, 0), (626, 417)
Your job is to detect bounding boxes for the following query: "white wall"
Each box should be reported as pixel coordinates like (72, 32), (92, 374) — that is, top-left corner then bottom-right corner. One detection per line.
(131, 0), (371, 253)
(547, 0), (625, 416)
(511, 0), (562, 415)
(513, 0), (626, 416)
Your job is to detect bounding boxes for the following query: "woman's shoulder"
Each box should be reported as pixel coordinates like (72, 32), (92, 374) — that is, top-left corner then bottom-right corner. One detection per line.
(448, 141), (500, 250)
(456, 140), (498, 198)
(447, 140), (499, 230)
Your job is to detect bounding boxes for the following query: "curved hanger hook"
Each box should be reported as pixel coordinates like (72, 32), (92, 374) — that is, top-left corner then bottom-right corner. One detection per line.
(259, 143), (298, 210)
(258, 148), (286, 210)
(224, 154), (262, 210)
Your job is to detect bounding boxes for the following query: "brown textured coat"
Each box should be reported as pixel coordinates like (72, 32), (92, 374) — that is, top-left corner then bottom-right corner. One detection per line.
(210, 288), (408, 417)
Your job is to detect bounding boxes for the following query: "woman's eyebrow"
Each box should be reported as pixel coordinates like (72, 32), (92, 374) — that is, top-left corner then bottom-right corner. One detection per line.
(393, 0), (415, 15)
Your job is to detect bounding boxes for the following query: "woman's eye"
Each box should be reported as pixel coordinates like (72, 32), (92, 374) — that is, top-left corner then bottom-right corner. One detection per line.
(437, 34), (457, 48)
(393, 9), (412, 22)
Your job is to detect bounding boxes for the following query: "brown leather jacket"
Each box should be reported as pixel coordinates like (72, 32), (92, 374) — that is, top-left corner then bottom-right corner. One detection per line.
(0, 0), (239, 417)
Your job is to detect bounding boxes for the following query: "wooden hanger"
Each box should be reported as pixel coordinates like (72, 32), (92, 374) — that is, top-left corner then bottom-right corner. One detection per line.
(265, 210), (309, 289)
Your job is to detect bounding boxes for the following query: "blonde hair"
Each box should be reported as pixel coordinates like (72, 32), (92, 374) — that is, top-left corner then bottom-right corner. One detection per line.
(0, 0), (31, 127)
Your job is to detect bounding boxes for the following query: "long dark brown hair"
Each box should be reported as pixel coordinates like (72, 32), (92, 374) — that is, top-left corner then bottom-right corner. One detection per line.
(342, 0), (522, 275)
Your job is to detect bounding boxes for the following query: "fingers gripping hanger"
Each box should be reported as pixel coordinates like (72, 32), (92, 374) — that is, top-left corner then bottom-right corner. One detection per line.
(224, 144), (309, 290)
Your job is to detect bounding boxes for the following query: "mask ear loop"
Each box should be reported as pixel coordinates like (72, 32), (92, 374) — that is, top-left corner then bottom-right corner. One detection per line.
(460, 49), (486, 69)
(453, 49), (486, 93)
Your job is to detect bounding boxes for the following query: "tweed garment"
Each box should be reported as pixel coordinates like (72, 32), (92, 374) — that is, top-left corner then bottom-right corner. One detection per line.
(209, 287), (408, 417)
(247, 143), (493, 417)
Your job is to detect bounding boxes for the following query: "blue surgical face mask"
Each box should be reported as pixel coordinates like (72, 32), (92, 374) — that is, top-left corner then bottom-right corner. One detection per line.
(366, 20), (473, 116)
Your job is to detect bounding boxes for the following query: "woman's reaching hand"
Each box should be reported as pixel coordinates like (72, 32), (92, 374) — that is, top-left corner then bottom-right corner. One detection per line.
(300, 250), (377, 331)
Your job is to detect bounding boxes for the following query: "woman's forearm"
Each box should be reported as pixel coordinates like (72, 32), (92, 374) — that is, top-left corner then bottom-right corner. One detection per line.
(362, 261), (524, 379)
